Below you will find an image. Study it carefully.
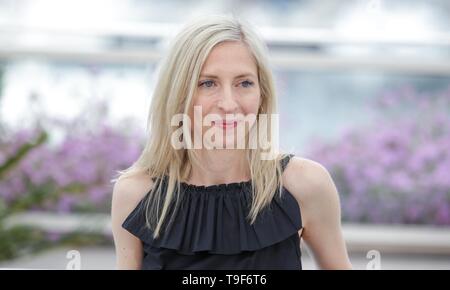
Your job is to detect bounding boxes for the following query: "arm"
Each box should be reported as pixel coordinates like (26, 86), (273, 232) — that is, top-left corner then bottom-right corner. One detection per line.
(284, 157), (352, 270)
(111, 174), (153, 270)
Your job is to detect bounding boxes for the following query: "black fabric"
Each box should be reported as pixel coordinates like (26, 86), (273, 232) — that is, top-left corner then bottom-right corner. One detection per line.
(122, 154), (303, 270)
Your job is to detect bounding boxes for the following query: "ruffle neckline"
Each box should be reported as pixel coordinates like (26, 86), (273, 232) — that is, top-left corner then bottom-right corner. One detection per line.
(179, 179), (252, 193)
(122, 154), (302, 255)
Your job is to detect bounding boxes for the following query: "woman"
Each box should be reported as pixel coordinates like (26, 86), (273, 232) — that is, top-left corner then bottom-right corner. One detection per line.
(111, 15), (352, 270)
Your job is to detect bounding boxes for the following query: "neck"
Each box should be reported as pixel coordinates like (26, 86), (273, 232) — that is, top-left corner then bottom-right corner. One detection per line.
(187, 149), (250, 186)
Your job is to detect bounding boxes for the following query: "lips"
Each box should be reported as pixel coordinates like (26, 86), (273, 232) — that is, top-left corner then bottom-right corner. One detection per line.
(212, 120), (238, 129)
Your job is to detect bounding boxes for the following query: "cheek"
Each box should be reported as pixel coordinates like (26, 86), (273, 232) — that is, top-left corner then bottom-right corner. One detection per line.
(241, 92), (261, 130)
(189, 95), (209, 119)
(189, 95), (215, 132)
(192, 94), (215, 111)
(241, 94), (261, 115)
(194, 97), (214, 118)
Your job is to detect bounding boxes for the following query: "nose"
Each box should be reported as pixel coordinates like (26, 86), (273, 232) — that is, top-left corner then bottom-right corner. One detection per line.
(217, 86), (238, 112)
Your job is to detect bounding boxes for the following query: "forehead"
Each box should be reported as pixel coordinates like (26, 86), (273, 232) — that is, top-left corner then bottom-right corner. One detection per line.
(201, 41), (257, 76)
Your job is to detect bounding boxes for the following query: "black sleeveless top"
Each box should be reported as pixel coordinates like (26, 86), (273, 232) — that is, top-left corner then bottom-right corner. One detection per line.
(122, 154), (303, 270)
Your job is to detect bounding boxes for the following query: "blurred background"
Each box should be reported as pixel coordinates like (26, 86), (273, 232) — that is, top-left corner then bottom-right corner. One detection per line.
(0, 0), (450, 270)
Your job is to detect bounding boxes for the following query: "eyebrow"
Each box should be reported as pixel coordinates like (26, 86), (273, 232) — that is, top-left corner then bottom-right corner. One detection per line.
(199, 73), (257, 79)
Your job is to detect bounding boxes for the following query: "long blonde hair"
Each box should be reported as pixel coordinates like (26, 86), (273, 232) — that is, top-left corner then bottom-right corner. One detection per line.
(112, 14), (289, 238)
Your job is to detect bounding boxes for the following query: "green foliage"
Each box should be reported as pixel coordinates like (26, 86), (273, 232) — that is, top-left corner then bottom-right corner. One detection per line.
(0, 224), (49, 261)
(0, 131), (48, 179)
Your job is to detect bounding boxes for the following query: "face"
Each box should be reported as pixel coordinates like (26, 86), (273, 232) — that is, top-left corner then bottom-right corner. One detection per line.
(189, 41), (261, 149)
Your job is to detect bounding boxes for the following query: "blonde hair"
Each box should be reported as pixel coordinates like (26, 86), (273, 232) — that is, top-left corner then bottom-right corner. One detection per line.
(112, 14), (289, 238)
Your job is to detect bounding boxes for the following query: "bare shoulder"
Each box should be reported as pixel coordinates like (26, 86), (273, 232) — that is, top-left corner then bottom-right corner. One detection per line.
(111, 171), (153, 269)
(282, 156), (351, 268)
(111, 171), (154, 217)
(282, 156), (334, 198)
(282, 156), (340, 224)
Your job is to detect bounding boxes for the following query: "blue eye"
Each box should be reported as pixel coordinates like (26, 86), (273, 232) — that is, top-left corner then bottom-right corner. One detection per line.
(241, 80), (254, 88)
(199, 80), (215, 88)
